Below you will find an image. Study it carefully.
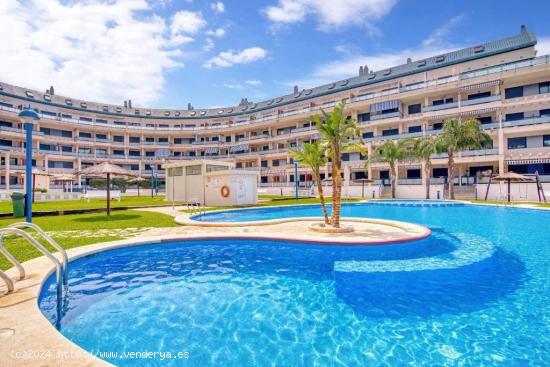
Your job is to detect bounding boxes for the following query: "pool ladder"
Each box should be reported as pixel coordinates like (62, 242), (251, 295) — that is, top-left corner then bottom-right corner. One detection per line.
(0, 222), (68, 328)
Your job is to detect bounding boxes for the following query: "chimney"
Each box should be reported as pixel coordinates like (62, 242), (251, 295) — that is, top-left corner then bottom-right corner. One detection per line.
(520, 25), (527, 33)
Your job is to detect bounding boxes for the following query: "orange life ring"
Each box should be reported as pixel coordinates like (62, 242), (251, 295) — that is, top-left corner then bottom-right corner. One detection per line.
(221, 185), (230, 198)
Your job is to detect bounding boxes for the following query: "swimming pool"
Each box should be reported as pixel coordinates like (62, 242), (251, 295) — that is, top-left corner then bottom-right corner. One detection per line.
(39, 202), (550, 366)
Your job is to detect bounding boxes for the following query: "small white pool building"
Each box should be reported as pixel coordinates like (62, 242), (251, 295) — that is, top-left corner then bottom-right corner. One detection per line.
(164, 160), (259, 206)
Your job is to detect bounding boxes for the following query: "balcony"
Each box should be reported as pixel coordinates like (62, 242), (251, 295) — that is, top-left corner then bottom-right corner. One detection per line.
(461, 94), (501, 106)
(431, 148), (498, 159)
(424, 102), (458, 112)
(397, 178), (422, 185)
(370, 111), (401, 121)
(502, 115), (550, 128)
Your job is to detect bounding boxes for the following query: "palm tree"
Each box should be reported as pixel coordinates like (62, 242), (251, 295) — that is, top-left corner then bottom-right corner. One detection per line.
(437, 118), (492, 199)
(313, 100), (363, 228)
(372, 139), (411, 199)
(411, 137), (439, 199)
(290, 141), (329, 225)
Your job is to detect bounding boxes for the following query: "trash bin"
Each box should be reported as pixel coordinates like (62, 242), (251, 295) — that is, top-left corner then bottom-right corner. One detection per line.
(11, 192), (25, 218)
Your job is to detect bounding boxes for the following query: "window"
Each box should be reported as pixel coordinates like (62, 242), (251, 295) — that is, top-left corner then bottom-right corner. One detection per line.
(186, 165), (201, 175)
(79, 132), (92, 138)
(477, 116), (492, 124)
(357, 112), (370, 122)
(342, 153), (350, 161)
(539, 81), (550, 94)
(408, 125), (422, 133)
(508, 137), (527, 149)
(129, 150), (140, 156)
(382, 128), (399, 136)
(505, 86), (523, 99)
(408, 104), (421, 114)
(96, 134), (107, 140)
(261, 160), (268, 168)
(226, 136), (232, 142)
(433, 168), (448, 177)
(129, 136), (140, 143)
(543, 135), (550, 147)
(362, 132), (374, 139)
(432, 123), (443, 130)
(505, 112), (524, 121)
(158, 137), (169, 143)
(61, 146), (72, 152)
(174, 138), (182, 144)
(407, 169), (421, 179)
(113, 149), (124, 156)
(145, 151), (155, 157)
(113, 135), (124, 143)
(168, 167), (183, 176)
(540, 109), (550, 117)
(272, 160), (279, 167)
(467, 91), (491, 100)
(145, 137), (154, 143)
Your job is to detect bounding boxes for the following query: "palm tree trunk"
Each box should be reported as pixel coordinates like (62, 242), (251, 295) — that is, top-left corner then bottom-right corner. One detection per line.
(425, 161), (431, 199)
(390, 162), (396, 199)
(314, 171), (329, 225)
(332, 150), (341, 228)
(447, 148), (455, 200)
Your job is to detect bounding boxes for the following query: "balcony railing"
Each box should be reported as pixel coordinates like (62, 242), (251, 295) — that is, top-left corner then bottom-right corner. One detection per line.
(503, 115), (550, 128)
(424, 102), (458, 112)
(461, 94), (501, 106)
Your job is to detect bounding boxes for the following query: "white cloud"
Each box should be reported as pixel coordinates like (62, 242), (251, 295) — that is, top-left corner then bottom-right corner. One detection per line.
(206, 27), (226, 38)
(203, 38), (215, 51)
(264, 0), (397, 30)
(203, 47), (267, 68)
(536, 37), (550, 56)
(171, 10), (206, 35)
(245, 80), (262, 86)
(223, 83), (244, 89)
(422, 14), (464, 47)
(0, 0), (185, 106)
(211, 2), (225, 13)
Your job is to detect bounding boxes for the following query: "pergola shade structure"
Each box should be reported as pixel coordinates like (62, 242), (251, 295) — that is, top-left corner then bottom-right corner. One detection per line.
(77, 162), (136, 214)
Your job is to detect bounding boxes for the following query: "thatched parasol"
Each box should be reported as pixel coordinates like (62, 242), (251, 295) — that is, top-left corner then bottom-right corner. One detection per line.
(128, 176), (147, 197)
(77, 162), (136, 214)
(491, 171), (533, 202)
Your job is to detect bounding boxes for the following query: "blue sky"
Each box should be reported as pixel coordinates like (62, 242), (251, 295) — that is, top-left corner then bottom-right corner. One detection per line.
(1, 0), (549, 109)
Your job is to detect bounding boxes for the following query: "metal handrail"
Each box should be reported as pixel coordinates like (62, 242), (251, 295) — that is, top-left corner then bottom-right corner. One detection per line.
(0, 227), (64, 328)
(0, 270), (14, 293)
(7, 222), (68, 286)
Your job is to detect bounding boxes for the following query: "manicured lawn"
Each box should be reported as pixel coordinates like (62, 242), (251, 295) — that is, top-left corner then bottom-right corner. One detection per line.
(0, 210), (178, 270)
(181, 195), (361, 213)
(0, 195), (181, 215)
(469, 200), (550, 208)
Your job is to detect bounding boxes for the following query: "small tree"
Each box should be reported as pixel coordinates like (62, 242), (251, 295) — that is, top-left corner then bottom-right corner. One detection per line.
(290, 141), (329, 225)
(372, 139), (411, 199)
(313, 100), (364, 228)
(411, 137), (439, 199)
(437, 118), (491, 199)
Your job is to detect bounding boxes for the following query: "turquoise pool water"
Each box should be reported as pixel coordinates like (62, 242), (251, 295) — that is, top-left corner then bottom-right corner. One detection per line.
(39, 202), (550, 366)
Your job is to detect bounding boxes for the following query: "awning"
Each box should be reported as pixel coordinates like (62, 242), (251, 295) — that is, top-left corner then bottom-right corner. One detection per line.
(427, 112), (456, 121)
(370, 99), (400, 112)
(506, 158), (550, 165)
(229, 144), (250, 153)
(460, 80), (501, 91)
(204, 147), (219, 155)
(461, 107), (497, 116)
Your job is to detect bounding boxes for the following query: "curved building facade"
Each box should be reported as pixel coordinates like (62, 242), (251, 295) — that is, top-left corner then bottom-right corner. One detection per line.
(1, 28), (549, 199)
